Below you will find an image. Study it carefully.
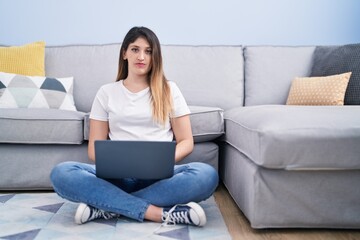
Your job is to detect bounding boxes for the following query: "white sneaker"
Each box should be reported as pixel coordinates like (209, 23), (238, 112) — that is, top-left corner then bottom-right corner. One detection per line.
(162, 202), (207, 227)
(74, 203), (119, 224)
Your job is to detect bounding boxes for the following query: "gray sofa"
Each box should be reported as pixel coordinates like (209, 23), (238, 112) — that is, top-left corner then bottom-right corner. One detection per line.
(1, 44), (359, 229)
(221, 46), (360, 229)
(0, 44), (233, 190)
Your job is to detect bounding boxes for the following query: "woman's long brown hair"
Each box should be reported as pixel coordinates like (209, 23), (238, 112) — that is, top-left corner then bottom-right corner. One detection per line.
(116, 27), (172, 126)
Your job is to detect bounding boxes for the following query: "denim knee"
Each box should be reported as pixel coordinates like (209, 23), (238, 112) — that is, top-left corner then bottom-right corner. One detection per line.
(50, 162), (66, 188)
(189, 162), (219, 196)
(50, 161), (79, 189)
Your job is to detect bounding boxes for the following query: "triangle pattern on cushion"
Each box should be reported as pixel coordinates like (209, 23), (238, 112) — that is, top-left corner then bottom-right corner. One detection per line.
(8, 75), (37, 88)
(30, 76), (47, 88)
(40, 77), (66, 93)
(42, 89), (66, 109)
(8, 88), (38, 108)
(0, 89), (18, 107)
(0, 72), (16, 87)
(59, 94), (76, 111)
(28, 90), (49, 108)
(56, 77), (74, 93)
(0, 81), (6, 89)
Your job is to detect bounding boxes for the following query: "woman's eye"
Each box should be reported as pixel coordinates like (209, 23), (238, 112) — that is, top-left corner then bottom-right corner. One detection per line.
(131, 48), (139, 53)
(145, 49), (152, 55)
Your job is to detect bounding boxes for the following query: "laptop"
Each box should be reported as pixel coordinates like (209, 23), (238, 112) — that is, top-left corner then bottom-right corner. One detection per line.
(95, 140), (176, 180)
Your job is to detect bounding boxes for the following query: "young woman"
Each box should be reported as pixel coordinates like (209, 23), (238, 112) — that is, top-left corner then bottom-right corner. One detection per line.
(50, 27), (219, 228)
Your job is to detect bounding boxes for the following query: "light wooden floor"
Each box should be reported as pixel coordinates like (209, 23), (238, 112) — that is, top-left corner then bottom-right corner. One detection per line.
(213, 182), (360, 240)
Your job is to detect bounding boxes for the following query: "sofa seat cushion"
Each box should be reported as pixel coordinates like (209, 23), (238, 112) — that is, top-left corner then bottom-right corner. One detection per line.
(84, 105), (224, 143)
(188, 106), (224, 142)
(224, 105), (360, 170)
(0, 108), (85, 144)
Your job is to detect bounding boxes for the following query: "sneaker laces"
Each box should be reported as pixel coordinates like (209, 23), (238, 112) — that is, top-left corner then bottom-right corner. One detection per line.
(162, 205), (191, 225)
(90, 207), (117, 221)
(153, 204), (190, 234)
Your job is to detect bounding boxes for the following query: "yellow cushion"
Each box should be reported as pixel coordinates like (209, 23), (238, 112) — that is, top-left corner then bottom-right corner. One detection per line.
(286, 72), (351, 106)
(0, 41), (45, 76)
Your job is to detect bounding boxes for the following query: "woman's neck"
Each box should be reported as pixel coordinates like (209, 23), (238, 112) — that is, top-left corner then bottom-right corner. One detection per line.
(123, 76), (149, 93)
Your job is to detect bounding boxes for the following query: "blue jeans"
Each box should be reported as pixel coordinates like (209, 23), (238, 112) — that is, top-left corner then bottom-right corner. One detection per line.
(50, 161), (218, 222)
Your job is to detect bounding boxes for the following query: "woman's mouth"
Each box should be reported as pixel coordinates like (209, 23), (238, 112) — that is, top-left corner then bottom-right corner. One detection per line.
(135, 63), (146, 68)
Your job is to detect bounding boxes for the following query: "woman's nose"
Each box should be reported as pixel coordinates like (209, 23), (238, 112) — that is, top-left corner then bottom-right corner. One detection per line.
(138, 51), (145, 61)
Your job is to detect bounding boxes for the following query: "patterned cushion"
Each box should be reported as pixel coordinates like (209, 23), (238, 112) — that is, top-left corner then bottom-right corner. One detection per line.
(286, 72), (351, 105)
(311, 43), (360, 105)
(0, 72), (76, 111)
(0, 41), (45, 76)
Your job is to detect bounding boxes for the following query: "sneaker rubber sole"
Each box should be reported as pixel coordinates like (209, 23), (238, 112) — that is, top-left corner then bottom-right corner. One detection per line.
(74, 203), (89, 224)
(187, 202), (207, 226)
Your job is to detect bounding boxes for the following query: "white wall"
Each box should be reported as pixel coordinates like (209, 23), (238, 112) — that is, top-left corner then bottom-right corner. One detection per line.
(0, 0), (359, 46)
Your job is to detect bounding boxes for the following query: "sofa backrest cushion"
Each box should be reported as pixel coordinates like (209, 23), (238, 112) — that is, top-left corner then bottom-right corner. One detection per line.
(244, 46), (315, 106)
(45, 44), (120, 113)
(162, 45), (244, 110)
(45, 44), (244, 113)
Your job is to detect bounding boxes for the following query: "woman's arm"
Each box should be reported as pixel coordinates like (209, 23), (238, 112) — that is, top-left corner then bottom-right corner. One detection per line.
(88, 119), (109, 162)
(171, 114), (194, 162)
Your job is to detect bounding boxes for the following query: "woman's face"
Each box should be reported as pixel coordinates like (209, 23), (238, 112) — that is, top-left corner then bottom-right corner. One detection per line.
(123, 37), (152, 79)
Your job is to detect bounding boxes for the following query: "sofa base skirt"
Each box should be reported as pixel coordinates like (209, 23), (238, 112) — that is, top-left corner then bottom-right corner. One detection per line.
(0, 143), (90, 190)
(0, 142), (219, 190)
(219, 142), (360, 229)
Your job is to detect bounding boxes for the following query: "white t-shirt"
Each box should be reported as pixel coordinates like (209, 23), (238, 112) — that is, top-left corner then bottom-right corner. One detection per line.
(89, 80), (190, 141)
